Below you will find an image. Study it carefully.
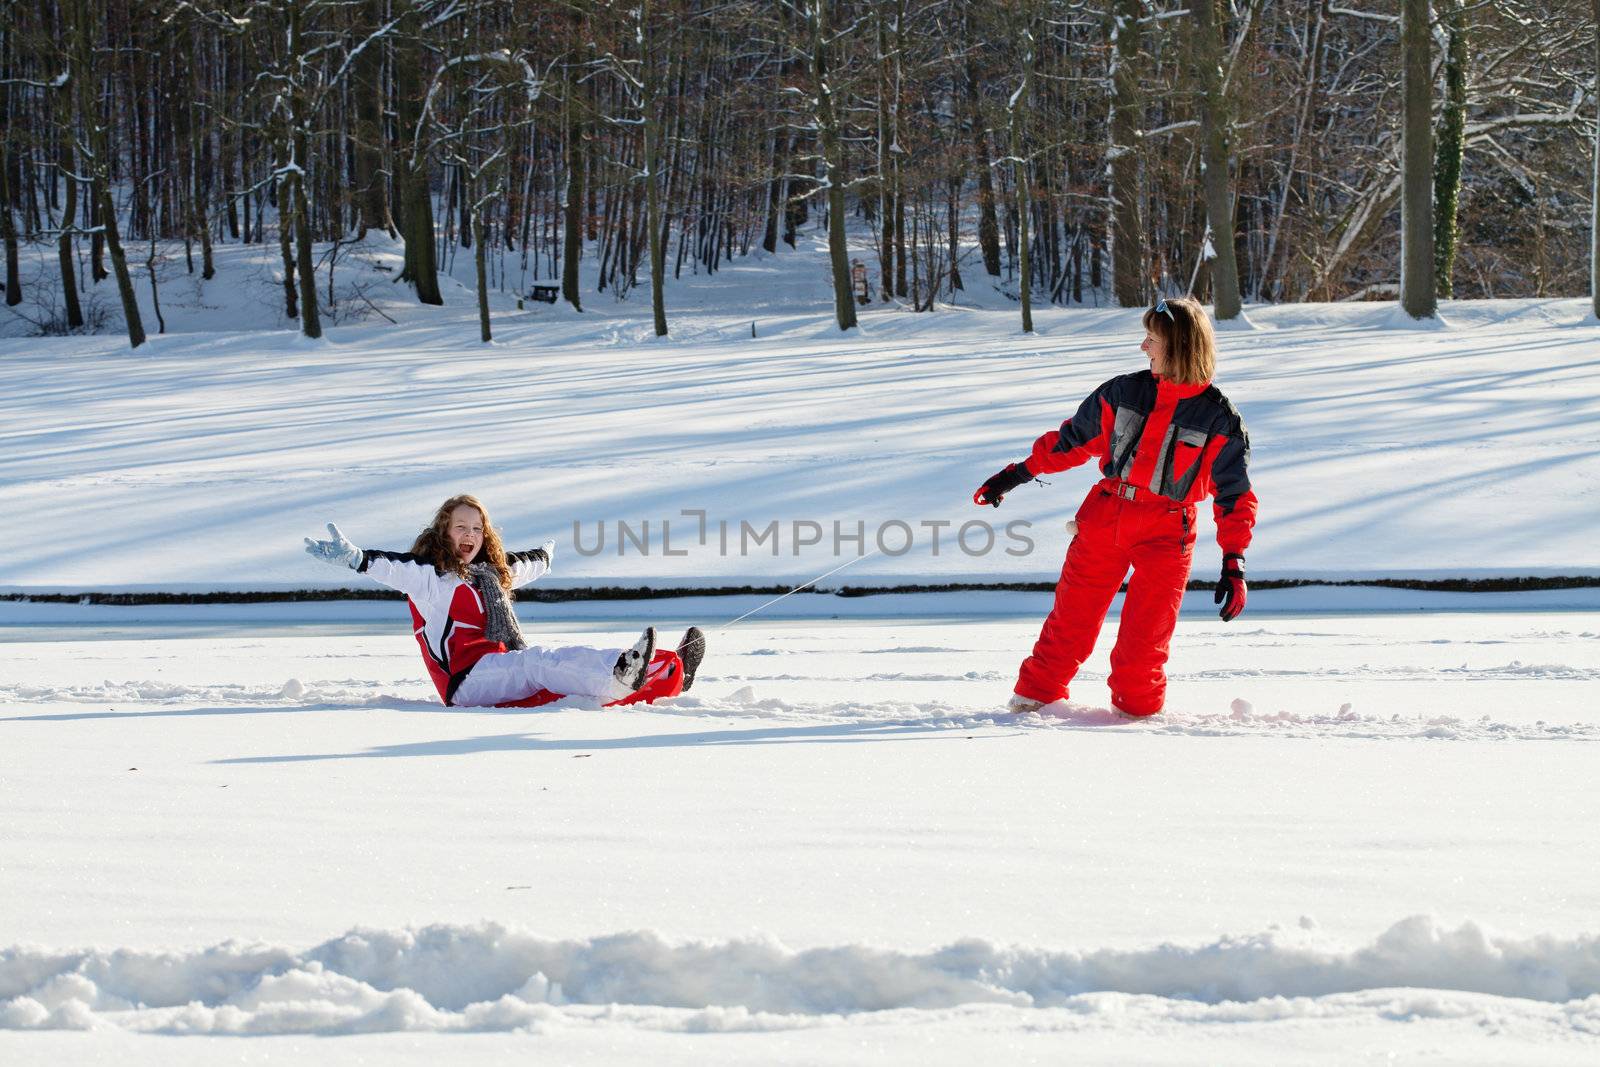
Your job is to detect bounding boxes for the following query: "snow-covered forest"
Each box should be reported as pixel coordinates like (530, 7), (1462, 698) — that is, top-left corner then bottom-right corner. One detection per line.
(0, 0), (1596, 345)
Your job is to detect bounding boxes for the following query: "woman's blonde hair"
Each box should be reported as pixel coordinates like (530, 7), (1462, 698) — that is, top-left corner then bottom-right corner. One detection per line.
(1141, 295), (1217, 386)
(410, 493), (513, 589)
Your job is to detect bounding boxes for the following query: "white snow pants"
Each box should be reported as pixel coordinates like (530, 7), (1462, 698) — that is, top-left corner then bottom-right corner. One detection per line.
(452, 643), (626, 706)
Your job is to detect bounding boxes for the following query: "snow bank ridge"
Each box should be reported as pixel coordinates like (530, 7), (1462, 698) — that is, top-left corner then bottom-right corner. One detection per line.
(4, 917), (1600, 1035)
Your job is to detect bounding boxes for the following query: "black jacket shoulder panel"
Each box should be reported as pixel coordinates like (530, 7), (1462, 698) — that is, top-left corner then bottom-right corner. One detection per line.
(1101, 371), (1157, 411)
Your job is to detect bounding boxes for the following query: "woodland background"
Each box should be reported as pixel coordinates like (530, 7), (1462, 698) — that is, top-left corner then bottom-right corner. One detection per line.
(0, 0), (1596, 345)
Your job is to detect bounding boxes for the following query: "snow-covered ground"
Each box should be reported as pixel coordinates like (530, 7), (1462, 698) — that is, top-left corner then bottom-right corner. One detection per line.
(3, 609), (1599, 1062)
(5, 236), (1600, 1061)
(2, 237), (1597, 591)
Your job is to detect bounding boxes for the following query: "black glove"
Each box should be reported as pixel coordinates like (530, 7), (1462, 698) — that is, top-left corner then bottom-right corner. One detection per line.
(1215, 554), (1247, 621)
(973, 463), (1032, 507)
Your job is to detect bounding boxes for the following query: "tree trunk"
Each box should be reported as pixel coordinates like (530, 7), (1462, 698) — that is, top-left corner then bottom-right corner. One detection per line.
(395, 1), (442, 304)
(1194, 0), (1242, 320)
(876, 6), (894, 301)
(57, 127), (84, 328)
(99, 184), (144, 346)
(1433, 0), (1467, 300)
(762, 129), (789, 254)
(474, 204), (490, 342)
(292, 170), (321, 337)
(947, 174), (962, 293)
(1109, 0), (1144, 307)
(0, 25), (18, 309)
(353, 0), (394, 237)
(963, 24), (1001, 280)
(1589, 0), (1598, 320)
(1, 148), (19, 307)
(288, 5), (322, 339)
(146, 232), (165, 335)
(811, 0), (857, 331)
(642, 0), (667, 336)
(69, 0), (143, 346)
(1399, 0), (1435, 319)
(561, 96), (584, 311)
(277, 168), (298, 320)
(1010, 4), (1035, 333)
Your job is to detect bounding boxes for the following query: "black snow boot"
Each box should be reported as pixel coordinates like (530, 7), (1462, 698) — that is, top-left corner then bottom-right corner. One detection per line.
(676, 627), (706, 691)
(613, 627), (657, 692)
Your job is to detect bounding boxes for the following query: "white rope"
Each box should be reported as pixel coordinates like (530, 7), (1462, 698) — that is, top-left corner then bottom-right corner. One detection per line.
(716, 546), (886, 632)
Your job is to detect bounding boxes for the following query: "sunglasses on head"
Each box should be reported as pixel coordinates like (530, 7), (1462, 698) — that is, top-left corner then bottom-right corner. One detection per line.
(1153, 298), (1175, 322)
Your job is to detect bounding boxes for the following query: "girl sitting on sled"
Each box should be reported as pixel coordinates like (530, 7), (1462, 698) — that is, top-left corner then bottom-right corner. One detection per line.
(304, 493), (703, 708)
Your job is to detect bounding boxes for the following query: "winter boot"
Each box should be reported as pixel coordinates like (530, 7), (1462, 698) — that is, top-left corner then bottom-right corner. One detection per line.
(613, 627), (657, 693)
(676, 627), (706, 691)
(1112, 699), (1161, 720)
(1007, 693), (1045, 713)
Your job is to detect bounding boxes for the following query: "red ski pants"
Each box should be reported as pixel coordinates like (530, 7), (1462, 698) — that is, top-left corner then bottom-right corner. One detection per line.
(1015, 484), (1196, 715)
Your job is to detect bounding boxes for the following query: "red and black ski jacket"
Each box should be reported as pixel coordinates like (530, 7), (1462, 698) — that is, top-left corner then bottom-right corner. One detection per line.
(356, 547), (551, 704)
(1022, 371), (1258, 556)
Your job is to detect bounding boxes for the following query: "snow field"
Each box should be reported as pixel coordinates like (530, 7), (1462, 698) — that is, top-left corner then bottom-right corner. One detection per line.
(5, 246), (1600, 1061)
(3, 610), (1599, 1061)
(3, 288), (1598, 592)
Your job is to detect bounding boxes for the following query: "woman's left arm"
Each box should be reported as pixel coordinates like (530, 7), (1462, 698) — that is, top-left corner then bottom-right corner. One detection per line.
(1210, 433), (1257, 557)
(1210, 431), (1256, 622)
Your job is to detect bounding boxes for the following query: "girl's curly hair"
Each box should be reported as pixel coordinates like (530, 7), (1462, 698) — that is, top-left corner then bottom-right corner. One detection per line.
(410, 494), (513, 589)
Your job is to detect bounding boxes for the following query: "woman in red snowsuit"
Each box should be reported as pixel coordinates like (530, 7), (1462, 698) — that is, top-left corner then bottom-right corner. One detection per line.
(975, 297), (1257, 717)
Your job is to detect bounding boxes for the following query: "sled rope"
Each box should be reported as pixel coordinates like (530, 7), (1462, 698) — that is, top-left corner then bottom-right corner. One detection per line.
(715, 547), (886, 632)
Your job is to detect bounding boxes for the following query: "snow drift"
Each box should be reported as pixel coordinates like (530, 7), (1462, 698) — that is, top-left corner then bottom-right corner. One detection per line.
(4, 917), (1600, 1035)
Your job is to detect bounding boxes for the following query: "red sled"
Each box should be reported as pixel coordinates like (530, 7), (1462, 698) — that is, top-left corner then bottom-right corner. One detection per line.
(494, 649), (685, 709)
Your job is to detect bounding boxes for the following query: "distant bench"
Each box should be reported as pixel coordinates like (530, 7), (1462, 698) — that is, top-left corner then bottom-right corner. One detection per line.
(529, 285), (559, 304)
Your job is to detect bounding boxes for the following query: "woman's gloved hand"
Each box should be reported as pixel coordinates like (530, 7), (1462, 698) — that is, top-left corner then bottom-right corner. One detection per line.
(974, 463), (1032, 507)
(1215, 554), (1247, 621)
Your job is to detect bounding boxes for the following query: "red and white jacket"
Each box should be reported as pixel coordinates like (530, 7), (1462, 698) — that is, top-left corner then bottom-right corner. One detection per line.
(1023, 371), (1258, 556)
(357, 548), (551, 703)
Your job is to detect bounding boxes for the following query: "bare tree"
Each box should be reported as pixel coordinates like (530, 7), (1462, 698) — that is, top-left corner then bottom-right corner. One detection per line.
(1009, 0), (1036, 333)
(396, 0), (443, 305)
(1434, 0), (1469, 299)
(1592, 0), (1599, 319)
(352, 0), (395, 238)
(803, 0), (857, 331)
(1193, 0), (1242, 319)
(1109, 0), (1144, 307)
(67, 0), (143, 347)
(1400, 0), (1436, 318)
(0, 4), (18, 309)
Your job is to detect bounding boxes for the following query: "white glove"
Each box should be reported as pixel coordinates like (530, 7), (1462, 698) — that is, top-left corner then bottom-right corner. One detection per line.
(304, 522), (362, 569)
(540, 539), (556, 567)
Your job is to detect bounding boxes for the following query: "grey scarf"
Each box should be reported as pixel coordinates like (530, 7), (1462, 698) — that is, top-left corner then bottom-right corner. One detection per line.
(468, 563), (527, 651)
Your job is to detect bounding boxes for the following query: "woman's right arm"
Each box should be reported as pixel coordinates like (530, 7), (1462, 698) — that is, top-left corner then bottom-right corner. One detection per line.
(1024, 380), (1115, 476)
(975, 381), (1116, 506)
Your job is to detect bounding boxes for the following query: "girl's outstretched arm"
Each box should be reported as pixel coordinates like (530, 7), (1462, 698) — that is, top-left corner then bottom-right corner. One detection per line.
(305, 523), (439, 602)
(507, 539), (556, 589)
